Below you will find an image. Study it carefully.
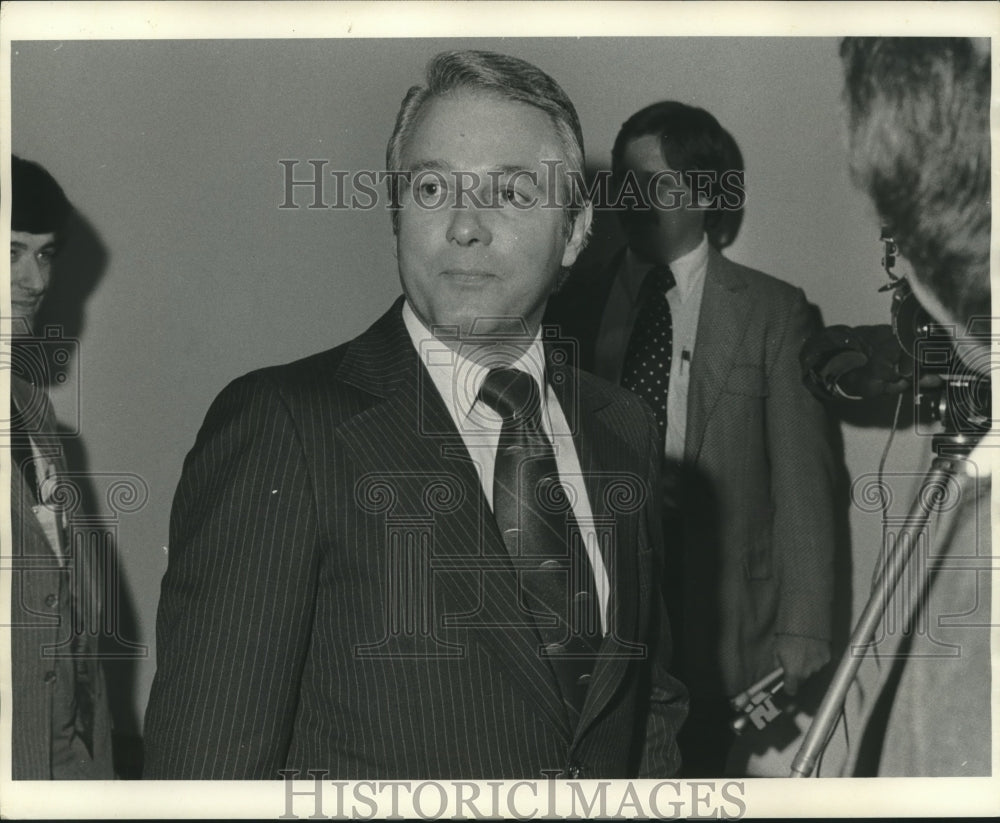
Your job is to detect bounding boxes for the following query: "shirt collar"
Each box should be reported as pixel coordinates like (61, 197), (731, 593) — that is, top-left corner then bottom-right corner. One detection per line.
(401, 300), (548, 427)
(622, 233), (709, 303)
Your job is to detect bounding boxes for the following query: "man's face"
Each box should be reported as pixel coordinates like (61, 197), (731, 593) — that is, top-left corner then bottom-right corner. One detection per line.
(618, 134), (705, 265)
(10, 231), (56, 333)
(395, 91), (590, 343)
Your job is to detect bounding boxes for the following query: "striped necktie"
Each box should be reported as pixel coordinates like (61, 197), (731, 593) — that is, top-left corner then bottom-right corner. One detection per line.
(478, 367), (602, 722)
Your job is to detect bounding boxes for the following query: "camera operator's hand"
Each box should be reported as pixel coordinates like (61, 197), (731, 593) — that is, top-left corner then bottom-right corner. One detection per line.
(801, 324), (913, 400)
(773, 634), (831, 696)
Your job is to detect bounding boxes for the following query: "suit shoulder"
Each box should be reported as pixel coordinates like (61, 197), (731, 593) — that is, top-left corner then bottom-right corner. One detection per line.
(247, 341), (352, 390)
(216, 342), (342, 398)
(712, 249), (803, 299)
(205, 338), (372, 431)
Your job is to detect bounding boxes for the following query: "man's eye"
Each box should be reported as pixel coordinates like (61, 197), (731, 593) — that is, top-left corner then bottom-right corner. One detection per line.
(498, 186), (528, 206)
(37, 249), (56, 262)
(418, 181), (442, 197)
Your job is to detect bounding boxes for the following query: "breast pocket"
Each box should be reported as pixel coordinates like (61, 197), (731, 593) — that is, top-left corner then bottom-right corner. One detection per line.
(724, 364), (768, 397)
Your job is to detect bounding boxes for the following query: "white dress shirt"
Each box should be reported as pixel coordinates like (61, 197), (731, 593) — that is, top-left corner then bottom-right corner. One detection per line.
(13, 405), (67, 563)
(594, 233), (710, 464)
(403, 301), (610, 633)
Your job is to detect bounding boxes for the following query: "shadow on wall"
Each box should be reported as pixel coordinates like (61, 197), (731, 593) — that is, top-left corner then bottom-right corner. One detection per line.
(36, 210), (146, 778)
(35, 210), (106, 344)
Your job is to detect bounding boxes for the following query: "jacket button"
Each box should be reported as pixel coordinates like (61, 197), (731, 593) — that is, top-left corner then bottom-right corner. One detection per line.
(45, 594), (57, 607)
(567, 763), (583, 778)
(43, 671), (56, 684)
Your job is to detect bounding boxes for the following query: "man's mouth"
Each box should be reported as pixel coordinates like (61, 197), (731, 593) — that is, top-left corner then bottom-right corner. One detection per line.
(441, 268), (497, 283)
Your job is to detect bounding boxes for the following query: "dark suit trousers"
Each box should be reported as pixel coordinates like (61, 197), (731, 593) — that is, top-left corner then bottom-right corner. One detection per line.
(662, 506), (735, 778)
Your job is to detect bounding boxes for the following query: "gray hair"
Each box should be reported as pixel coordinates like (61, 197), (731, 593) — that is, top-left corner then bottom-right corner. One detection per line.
(840, 37), (990, 324)
(385, 50), (587, 233)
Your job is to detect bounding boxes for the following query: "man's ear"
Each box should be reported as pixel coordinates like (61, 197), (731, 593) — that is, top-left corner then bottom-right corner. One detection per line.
(561, 201), (594, 270)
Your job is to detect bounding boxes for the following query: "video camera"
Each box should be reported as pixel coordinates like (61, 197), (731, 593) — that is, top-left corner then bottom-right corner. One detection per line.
(801, 229), (991, 445)
(791, 230), (993, 778)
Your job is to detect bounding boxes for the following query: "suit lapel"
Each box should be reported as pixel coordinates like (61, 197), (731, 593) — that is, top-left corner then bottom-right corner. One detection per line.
(334, 301), (573, 738)
(10, 454), (56, 561)
(9, 375), (68, 560)
(549, 362), (645, 742)
(685, 248), (751, 463)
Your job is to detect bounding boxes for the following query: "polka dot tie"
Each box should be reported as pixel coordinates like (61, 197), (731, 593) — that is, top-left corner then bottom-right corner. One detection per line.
(620, 264), (676, 444)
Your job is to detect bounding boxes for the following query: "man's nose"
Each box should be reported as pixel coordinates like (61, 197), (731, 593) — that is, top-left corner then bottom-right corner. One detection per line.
(446, 207), (493, 246)
(13, 256), (49, 295)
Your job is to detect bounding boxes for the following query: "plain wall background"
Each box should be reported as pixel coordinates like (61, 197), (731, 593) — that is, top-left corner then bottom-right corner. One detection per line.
(11, 37), (930, 772)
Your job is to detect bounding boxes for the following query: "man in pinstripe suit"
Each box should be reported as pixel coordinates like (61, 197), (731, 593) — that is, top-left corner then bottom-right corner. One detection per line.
(143, 51), (687, 779)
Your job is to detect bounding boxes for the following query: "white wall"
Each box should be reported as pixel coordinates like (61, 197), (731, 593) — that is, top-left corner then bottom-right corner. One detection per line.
(12, 37), (925, 767)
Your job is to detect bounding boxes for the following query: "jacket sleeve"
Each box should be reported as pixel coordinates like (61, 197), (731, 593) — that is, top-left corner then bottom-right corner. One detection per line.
(638, 407), (688, 777)
(766, 288), (837, 641)
(143, 373), (321, 779)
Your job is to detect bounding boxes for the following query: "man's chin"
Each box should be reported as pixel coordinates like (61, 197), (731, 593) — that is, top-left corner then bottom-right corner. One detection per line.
(461, 315), (536, 340)
(427, 314), (539, 361)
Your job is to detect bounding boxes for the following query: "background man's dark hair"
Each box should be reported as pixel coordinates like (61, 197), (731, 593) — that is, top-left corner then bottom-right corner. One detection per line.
(840, 37), (990, 324)
(610, 100), (745, 248)
(11, 155), (71, 236)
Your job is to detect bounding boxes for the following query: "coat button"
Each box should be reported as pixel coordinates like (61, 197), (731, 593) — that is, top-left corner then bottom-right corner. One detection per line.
(576, 673), (592, 687)
(44, 671), (56, 684)
(567, 763), (583, 778)
(45, 594), (57, 607)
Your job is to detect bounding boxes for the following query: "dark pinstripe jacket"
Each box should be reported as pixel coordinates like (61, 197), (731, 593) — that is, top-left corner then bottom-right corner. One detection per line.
(143, 298), (687, 779)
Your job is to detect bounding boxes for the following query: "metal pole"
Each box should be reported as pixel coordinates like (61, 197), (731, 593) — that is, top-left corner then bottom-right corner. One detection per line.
(789, 454), (965, 777)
